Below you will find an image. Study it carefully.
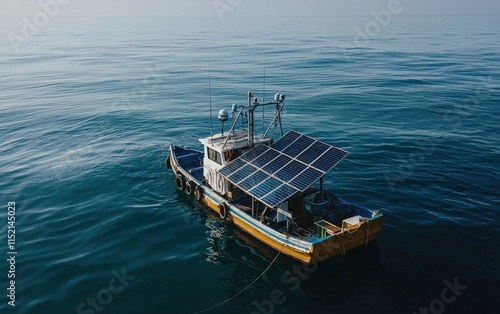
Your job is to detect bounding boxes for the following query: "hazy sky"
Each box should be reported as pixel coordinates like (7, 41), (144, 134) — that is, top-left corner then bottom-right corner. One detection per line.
(1, 0), (499, 17)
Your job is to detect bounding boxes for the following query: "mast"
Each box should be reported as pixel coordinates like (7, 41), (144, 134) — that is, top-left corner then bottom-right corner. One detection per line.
(263, 93), (285, 138)
(247, 91), (255, 148)
(221, 91), (285, 150)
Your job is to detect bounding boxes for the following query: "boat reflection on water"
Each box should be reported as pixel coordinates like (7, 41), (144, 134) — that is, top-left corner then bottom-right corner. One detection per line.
(175, 190), (277, 266)
(175, 190), (382, 313)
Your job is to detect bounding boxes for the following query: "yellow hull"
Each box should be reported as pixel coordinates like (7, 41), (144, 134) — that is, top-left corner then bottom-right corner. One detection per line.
(310, 216), (384, 263)
(202, 194), (384, 265)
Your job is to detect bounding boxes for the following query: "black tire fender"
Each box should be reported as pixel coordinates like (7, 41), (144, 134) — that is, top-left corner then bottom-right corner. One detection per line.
(185, 181), (194, 195)
(166, 156), (172, 169)
(175, 174), (185, 190)
(194, 186), (203, 201)
(219, 202), (229, 220)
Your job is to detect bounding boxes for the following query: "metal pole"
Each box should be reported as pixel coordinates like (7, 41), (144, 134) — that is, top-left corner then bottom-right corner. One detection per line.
(247, 91), (254, 148)
(277, 103), (283, 137)
(251, 197), (255, 218)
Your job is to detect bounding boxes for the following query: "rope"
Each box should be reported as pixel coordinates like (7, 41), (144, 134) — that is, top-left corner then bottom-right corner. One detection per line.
(336, 233), (346, 256)
(345, 221), (363, 235)
(361, 218), (371, 255)
(193, 237), (289, 314)
(339, 218), (371, 256)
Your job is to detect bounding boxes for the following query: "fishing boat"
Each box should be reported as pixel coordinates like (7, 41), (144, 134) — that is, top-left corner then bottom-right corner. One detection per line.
(166, 91), (384, 264)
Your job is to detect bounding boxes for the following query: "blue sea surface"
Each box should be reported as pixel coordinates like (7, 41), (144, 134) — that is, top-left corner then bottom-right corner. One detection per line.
(0, 15), (499, 314)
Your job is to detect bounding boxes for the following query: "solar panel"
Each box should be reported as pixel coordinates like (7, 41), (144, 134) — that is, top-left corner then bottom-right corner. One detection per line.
(261, 184), (297, 208)
(270, 131), (301, 151)
(218, 130), (348, 207)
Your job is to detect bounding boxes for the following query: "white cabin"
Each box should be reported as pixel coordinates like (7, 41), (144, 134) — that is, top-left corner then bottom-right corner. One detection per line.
(199, 130), (271, 196)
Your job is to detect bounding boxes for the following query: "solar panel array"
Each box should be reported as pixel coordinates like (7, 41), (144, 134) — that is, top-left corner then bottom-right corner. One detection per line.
(218, 130), (349, 208)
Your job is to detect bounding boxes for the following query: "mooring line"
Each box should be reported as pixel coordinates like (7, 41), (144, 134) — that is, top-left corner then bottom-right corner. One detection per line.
(193, 237), (288, 314)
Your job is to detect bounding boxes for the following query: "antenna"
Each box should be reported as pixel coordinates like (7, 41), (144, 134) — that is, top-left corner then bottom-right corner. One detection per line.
(262, 57), (266, 134)
(208, 58), (213, 137)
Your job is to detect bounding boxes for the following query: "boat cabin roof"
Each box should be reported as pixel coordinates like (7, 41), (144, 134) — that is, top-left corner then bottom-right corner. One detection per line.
(199, 130), (271, 152)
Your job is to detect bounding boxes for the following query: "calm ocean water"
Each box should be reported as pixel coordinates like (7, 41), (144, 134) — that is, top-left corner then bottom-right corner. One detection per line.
(0, 14), (499, 314)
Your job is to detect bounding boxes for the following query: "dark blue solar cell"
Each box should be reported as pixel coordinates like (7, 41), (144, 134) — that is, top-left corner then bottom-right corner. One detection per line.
(274, 160), (307, 182)
(248, 187), (266, 199)
(311, 147), (348, 172)
(274, 184), (298, 199)
(252, 148), (280, 168)
(238, 171), (268, 192)
(296, 141), (331, 164)
(261, 184), (298, 207)
(282, 135), (315, 157)
(218, 166), (232, 177)
(249, 176), (282, 198)
(228, 164), (256, 183)
(263, 197), (280, 208)
(261, 154), (292, 174)
(240, 144), (268, 162)
(225, 158), (247, 172)
(270, 130), (301, 151)
(289, 167), (323, 191)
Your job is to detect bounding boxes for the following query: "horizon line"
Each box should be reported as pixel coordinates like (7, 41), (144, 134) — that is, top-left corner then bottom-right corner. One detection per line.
(1, 13), (500, 18)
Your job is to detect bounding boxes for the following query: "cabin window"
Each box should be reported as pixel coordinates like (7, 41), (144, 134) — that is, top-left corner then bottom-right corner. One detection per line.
(231, 148), (244, 159)
(224, 148), (244, 163)
(207, 147), (222, 165)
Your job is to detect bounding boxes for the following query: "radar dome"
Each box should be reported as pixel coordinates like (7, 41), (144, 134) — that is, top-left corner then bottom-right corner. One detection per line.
(218, 109), (229, 122)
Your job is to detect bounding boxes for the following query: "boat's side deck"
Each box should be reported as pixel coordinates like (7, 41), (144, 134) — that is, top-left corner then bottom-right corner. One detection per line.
(170, 146), (204, 180)
(230, 189), (374, 242)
